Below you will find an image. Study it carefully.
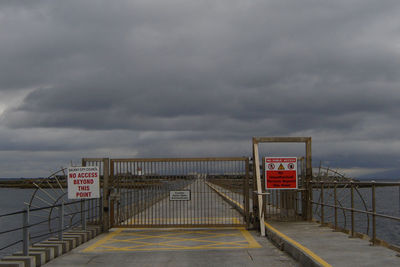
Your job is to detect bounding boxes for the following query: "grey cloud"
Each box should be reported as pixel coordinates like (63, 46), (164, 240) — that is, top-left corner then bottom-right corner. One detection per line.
(1, 0), (400, 177)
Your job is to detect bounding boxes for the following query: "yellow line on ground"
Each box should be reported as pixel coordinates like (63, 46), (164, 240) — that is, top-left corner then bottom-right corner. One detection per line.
(83, 228), (123, 252)
(110, 235), (245, 246)
(264, 222), (331, 267)
(209, 182), (330, 266)
(83, 227), (261, 252)
(240, 228), (262, 248)
(92, 246), (255, 252)
(206, 182), (244, 210)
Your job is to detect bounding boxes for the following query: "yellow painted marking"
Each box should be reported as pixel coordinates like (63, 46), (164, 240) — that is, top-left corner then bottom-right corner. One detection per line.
(208, 182), (330, 267)
(206, 182), (243, 209)
(240, 228), (262, 248)
(83, 227), (261, 252)
(83, 228), (123, 252)
(264, 222), (331, 267)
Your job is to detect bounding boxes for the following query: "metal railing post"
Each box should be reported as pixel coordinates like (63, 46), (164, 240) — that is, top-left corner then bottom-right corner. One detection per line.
(99, 197), (103, 223)
(320, 182), (324, 225)
(110, 199), (115, 227)
(334, 181), (338, 230)
(307, 181), (313, 221)
(81, 199), (87, 230)
(350, 182), (355, 237)
(58, 202), (64, 240)
(22, 208), (29, 256)
(103, 158), (110, 231)
(371, 181), (376, 245)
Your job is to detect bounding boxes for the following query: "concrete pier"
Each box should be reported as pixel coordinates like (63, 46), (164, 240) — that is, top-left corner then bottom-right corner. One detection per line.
(42, 228), (296, 267)
(7, 178), (399, 267)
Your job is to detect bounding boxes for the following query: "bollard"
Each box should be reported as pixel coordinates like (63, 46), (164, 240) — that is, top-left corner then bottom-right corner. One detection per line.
(22, 208), (29, 256)
(58, 202), (64, 241)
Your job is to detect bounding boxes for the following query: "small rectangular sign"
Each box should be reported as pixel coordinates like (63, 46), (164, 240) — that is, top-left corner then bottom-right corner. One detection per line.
(265, 157), (297, 190)
(169, 190), (191, 201)
(67, 166), (100, 199)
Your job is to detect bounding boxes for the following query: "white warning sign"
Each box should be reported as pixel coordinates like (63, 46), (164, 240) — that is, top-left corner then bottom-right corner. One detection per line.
(67, 166), (100, 199)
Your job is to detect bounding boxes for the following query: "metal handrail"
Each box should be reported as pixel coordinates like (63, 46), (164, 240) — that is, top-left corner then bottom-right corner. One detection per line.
(310, 200), (400, 221)
(309, 180), (400, 248)
(0, 197), (102, 257)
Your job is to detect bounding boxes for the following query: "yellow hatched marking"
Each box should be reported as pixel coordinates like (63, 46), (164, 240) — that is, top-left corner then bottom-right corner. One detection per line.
(83, 228), (123, 252)
(240, 228), (262, 248)
(83, 227), (261, 252)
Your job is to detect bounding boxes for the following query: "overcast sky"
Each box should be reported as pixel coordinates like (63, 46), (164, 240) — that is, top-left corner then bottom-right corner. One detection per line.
(1, 0), (400, 178)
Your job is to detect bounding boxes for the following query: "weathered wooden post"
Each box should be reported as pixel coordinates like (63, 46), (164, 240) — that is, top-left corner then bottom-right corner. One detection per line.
(244, 158), (250, 229)
(251, 137), (312, 222)
(253, 139), (265, 236)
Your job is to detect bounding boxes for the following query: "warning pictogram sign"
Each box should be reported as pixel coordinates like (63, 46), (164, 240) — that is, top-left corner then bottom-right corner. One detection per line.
(268, 163), (275, 170)
(265, 157), (297, 189)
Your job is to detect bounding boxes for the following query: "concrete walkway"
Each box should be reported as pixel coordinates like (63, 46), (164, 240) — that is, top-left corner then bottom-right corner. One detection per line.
(42, 228), (297, 267)
(265, 220), (400, 267)
(41, 179), (297, 267)
(40, 180), (400, 267)
(209, 181), (400, 266)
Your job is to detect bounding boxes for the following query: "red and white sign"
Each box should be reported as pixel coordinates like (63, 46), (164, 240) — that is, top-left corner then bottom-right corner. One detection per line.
(67, 166), (100, 199)
(265, 157), (297, 189)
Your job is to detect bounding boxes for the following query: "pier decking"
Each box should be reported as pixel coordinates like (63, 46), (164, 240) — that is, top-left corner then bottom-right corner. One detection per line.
(37, 179), (400, 267)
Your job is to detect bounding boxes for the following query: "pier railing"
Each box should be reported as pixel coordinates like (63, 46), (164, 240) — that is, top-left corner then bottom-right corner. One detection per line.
(0, 198), (102, 257)
(310, 181), (400, 251)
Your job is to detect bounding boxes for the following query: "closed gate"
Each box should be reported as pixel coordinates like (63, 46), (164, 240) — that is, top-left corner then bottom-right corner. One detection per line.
(109, 158), (250, 227)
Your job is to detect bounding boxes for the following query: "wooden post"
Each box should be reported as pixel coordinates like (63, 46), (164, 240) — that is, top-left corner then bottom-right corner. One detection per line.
(253, 140), (265, 236)
(244, 158), (250, 229)
(251, 137), (312, 221)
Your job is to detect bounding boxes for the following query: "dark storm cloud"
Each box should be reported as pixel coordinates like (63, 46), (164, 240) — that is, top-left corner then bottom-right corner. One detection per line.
(1, 0), (400, 177)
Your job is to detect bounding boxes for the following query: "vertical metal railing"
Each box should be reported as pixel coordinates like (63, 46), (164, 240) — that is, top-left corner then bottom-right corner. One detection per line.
(334, 181), (338, 230)
(371, 181), (376, 244)
(0, 198), (102, 258)
(22, 209), (29, 256)
(350, 182), (354, 237)
(309, 181), (400, 249)
(58, 202), (64, 241)
(321, 183), (324, 225)
(82, 158), (110, 231)
(109, 158), (249, 227)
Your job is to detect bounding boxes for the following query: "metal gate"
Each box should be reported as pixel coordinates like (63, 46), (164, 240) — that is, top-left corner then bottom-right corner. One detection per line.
(109, 158), (250, 227)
